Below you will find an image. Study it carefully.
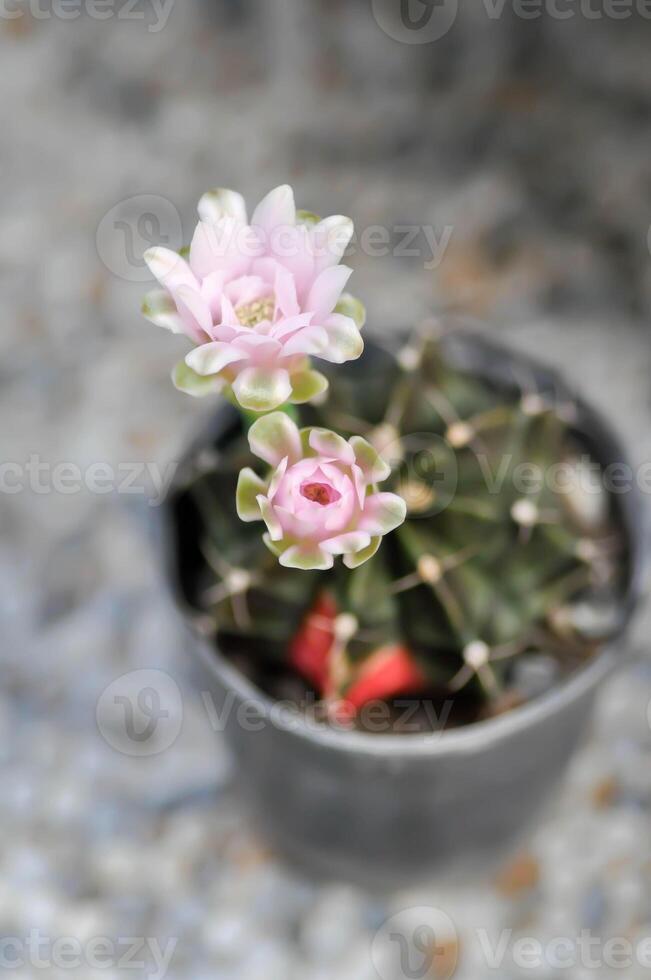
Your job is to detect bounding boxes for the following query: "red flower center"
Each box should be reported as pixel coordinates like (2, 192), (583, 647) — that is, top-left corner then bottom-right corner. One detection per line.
(300, 481), (340, 506)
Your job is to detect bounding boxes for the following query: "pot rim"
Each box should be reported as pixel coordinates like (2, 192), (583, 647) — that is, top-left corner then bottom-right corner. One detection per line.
(164, 328), (646, 759)
(188, 619), (617, 757)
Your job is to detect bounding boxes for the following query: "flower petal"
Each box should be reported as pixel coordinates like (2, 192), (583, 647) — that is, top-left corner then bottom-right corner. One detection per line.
(306, 265), (353, 321)
(308, 428), (356, 466)
(279, 544), (334, 571)
(267, 456), (288, 500)
(352, 464), (367, 509)
(236, 468), (268, 521)
(189, 218), (254, 280)
(248, 412), (302, 467)
(251, 185), (296, 236)
(232, 334), (282, 358)
(141, 290), (184, 334)
(257, 496), (283, 541)
(197, 188), (247, 225)
(359, 493), (407, 536)
(334, 292), (366, 330)
(296, 209), (321, 227)
(232, 367), (292, 412)
(343, 536), (382, 569)
(262, 532), (284, 557)
(320, 313), (364, 364)
(172, 361), (223, 398)
(271, 313), (313, 340)
(175, 285), (213, 337)
(185, 341), (245, 376)
(274, 264), (300, 318)
(282, 325), (329, 357)
(225, 275), (267, 308)
(221, 293), (239, 325)
(272, 504), (313, 540)
(145, 247), (198, 292)
(321, 531), (372, 556)
(290, 369), (329, 405)
(350, 436), (391, 483)
(312, 215), (354, 272)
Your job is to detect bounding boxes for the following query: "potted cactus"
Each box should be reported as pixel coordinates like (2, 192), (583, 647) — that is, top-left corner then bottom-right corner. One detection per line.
(144, 186), (642, 884)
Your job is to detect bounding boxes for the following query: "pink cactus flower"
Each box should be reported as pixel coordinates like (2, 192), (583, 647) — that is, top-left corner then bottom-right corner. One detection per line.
(142, 185), (365, 412)
(237, 413), (406, 570)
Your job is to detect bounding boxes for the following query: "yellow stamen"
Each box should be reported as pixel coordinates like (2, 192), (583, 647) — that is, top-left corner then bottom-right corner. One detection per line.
(235, 297), (275, 328)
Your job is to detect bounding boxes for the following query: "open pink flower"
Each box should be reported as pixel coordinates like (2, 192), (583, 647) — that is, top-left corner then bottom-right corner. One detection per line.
(237, 413), (406, 570)
(142, 185), (365, 412)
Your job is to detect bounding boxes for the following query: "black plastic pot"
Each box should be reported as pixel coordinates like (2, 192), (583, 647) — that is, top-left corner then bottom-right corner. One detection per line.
(160, 332), (644, 887)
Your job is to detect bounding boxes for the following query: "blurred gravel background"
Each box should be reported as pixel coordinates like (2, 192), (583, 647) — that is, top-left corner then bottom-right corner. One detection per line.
(1, 1), (651, 977)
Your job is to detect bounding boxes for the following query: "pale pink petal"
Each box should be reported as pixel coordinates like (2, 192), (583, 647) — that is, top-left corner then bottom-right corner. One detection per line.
(270, 314), (313, 340)
(358, 493), (407, 536)
(273, 504), (316, 540)
(308, 428), (356, 466)
(211, 322), (240, 342)
(200, 271), (226, 321)
(250, 256), (279, 285)
(318, 313), (364, 364)
(352, 463), (367, 508)
(189, 219), (253, 280)
(175, 285), (213, 337)
(221, 294), (239, 325)
(279, 544), (334, 571)
(281, 325), (328, 358)
(267, 457), (288, 501)
(321, 532), (372, 556)
(274, 264), (300, 318)
(145, 247), (198, 293)
(141, 290), (185, 335)
(251, 185), (296, 237)
(248, 412), (302, 467)
(271, 227), (314, 296)
(257, 496), (283, 541)
(197, 188), (247, 225)
(350, 436), (392, 483)
(306, 265), (353, 320)
(323, 493), (356, 534)
(185, 342), (245, 376)
(311, 215), (354, 273)
(233, 334), (283, 364)
(232, 367), (292, 412)
(225, 275), (268, 308)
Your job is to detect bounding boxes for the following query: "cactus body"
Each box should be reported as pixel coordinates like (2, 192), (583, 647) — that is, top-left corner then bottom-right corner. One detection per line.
(178, 328), (623, 727)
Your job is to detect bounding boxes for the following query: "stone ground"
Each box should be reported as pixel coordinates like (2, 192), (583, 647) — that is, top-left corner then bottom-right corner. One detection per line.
(1, 2), (651, 977)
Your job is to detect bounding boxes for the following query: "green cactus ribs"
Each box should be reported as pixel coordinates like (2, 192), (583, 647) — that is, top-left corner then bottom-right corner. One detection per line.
(176, 326), (626, 733)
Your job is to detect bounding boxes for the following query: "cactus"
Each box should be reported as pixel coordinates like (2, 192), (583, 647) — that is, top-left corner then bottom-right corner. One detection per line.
(173, 325), (623, 728)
